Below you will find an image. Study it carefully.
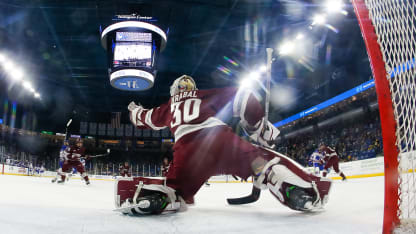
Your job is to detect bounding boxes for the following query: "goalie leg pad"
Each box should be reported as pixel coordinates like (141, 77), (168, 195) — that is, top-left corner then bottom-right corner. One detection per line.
(254, 153), (333, 211)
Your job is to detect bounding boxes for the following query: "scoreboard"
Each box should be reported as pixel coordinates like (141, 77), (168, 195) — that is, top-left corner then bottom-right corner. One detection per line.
(100, 16), (167, 91)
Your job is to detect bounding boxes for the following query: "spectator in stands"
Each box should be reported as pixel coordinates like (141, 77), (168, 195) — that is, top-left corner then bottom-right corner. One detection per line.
(279, 112), (382, 166)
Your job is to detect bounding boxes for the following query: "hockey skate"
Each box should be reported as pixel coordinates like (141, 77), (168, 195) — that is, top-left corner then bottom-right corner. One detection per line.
(57, 180), (65, 184)
(115, 193), (168, 215)
(82, 174), (90, 185)
(51, 177), (57, 183)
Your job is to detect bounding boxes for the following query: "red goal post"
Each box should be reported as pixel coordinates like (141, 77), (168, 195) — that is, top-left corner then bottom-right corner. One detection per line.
(352, 0), (416, 233)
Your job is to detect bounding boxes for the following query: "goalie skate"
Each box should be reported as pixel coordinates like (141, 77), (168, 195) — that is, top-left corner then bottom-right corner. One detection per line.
(114, 177), (181, 215)
(114, 201), (150, 214)
(113, 194), (179, 215)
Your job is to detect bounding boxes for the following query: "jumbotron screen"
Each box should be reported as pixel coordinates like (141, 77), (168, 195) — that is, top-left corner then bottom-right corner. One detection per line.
(116, 31), (152, 42)
(113, 32), (152, 68)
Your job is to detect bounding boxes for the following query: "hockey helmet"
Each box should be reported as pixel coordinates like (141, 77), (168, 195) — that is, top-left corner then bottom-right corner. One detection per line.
(170, 75), (197, 96)
(76, 138), (83, 145)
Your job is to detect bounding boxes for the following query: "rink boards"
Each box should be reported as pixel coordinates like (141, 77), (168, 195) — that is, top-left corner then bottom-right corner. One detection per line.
(319, 156), (385, 179)
(0, 156), (393, 182)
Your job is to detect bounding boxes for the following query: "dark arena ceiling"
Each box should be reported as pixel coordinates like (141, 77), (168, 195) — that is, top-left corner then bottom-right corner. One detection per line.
(0, 0), (372, 132)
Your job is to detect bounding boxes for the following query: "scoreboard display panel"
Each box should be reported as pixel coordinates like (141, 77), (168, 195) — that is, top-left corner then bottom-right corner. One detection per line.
(113, 32), (153, 68)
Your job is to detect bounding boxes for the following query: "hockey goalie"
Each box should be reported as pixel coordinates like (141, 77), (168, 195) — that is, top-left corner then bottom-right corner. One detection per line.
(115, 75), (332, 215)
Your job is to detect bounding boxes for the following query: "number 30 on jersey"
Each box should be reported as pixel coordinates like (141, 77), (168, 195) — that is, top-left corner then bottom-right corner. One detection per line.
(170, 98), (201, 128)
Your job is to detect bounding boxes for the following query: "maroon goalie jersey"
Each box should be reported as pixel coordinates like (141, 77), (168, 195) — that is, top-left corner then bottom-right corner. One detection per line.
(129, 87), (264, 143)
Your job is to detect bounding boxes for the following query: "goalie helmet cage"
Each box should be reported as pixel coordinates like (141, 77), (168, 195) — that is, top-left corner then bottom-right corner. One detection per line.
(352, 0), (416, 233)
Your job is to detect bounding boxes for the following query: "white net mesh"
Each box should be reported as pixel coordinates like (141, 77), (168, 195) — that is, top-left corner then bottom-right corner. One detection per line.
(364, 0), (416, 231)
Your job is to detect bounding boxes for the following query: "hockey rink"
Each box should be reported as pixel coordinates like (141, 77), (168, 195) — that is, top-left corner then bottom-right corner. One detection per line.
(0, 175), (383, 234)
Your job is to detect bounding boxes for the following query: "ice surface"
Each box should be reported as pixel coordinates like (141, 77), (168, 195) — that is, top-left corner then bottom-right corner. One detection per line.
(0, 175), (383, 234)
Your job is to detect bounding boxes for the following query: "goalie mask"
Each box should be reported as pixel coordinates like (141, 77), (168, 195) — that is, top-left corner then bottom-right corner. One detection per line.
(170, 75), (197, 96)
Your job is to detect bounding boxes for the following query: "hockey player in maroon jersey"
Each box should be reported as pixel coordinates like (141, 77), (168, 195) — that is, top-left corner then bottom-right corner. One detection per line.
(58, 139), (90, 185)
(115, 75), (332, 215)
(119, 162), (131, 177)
(161, 157), (170, 177)
(319, 143), (347, 181)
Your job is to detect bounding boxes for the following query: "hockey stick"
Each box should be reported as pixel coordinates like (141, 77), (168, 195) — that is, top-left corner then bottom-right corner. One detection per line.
(65, 119), (72, 141)
(227, 48), (274, 205)
(85, 149), (111, 158)
(227, 185), (261, 205)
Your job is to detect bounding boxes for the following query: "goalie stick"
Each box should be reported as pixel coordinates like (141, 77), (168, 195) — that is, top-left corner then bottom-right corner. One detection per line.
(227, 48), (274, 205)
(227, 185), (261, 205)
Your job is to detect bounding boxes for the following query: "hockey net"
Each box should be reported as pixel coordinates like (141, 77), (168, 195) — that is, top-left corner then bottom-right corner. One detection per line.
(353, 0), (416, 233)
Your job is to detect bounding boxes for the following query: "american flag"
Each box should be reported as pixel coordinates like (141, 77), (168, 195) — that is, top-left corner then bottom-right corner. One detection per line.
(111, 112), (121, 129)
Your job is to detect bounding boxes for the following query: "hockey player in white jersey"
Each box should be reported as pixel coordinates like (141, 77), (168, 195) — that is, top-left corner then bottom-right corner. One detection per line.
(309, 150), (324, 175)
(51, 140), (69, 183)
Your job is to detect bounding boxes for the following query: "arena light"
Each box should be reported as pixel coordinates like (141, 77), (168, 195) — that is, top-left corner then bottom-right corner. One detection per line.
(2, 61), (15, 71)
(325, 0), (343, 13)
(249, 71), (261, 80)
(23, 81), (33, 90)
(0, 54), (41, 101)
(240, 77), (254, 89)
(259, 65), (267, 72)
(10, 69), (23, 81)
(279, 41), (295, 55)
(295, 33), (304, 40)
(312, 14), (327, 25)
